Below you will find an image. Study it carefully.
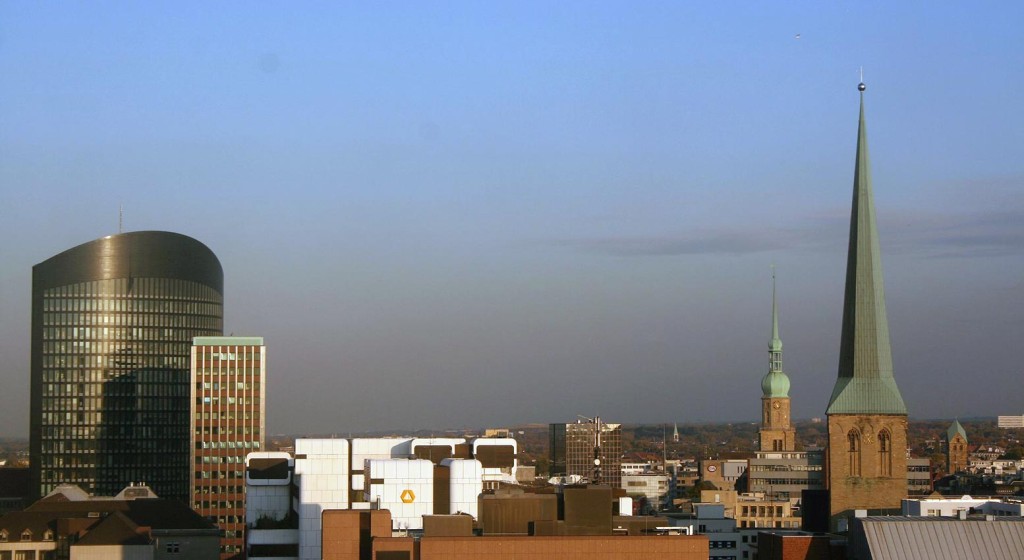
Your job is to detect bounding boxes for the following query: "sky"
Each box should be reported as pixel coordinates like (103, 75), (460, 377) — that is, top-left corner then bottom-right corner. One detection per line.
(1, 2), (1022, 437)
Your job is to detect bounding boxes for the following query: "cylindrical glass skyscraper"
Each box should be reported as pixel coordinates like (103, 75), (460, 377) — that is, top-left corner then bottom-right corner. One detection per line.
(30, 231), (223, 501)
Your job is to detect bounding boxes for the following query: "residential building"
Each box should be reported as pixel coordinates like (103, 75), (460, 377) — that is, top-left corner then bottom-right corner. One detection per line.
(825, 82), (909, 527)
(0, 483), (219, 560)
(30, 231), (224, 501)
(191, 336), (266, 558)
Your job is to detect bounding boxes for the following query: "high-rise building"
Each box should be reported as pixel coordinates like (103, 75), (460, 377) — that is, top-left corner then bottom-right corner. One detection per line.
(825, 82), (909, 527)
(550, 418), (622, 488)
(30, 231), (223, 501)
(945, 420), (968, 474)
(191, 336), (266, 559)
(759, 272), (795, 453)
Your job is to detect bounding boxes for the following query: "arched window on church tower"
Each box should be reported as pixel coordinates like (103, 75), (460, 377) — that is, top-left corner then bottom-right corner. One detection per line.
(878, 429), (892, 477)
(848, 430), (861, 477)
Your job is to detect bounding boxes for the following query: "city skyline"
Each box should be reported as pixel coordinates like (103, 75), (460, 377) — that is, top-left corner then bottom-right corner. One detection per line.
(2, 3), (1023, 436)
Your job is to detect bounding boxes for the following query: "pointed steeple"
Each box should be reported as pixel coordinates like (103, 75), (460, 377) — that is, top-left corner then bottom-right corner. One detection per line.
(672, 423), (680, 443)
(762, 269), (790, 398)
(770, 268), (783, 355)
(947, 419), (967, 444)
(826, 81), (907, 415)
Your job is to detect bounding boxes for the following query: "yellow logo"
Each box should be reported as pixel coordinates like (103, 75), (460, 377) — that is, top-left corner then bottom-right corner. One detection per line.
(400, 489), (415, 504)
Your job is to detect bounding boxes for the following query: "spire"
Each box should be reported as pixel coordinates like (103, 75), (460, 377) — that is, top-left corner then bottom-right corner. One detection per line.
(672, 423), (680, 443)
(770, 267), (782, 354)
(947, 419), (967, 443)
(762, 268), (790, 398)
(826, 81), (908, 415)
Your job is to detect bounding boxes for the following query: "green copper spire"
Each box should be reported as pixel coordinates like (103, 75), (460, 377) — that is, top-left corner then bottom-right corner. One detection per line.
(947, 419), (967, 444)
(770, 268), (782, 354)
(762, 269), (790, 398)
(826, 82), (908, 416)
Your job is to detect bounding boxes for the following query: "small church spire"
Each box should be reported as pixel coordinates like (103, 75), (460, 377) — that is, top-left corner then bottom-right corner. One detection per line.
(770, 266), (782, 356)
(762, 268), (790, 398)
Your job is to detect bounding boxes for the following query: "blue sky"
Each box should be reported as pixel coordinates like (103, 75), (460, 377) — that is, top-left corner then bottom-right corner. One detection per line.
(1, 2), (1022, 436)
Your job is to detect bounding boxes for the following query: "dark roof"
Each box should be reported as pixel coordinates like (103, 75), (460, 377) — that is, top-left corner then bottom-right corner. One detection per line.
(0, 469), (30, 499)
(0, 511), (58, 541)
(75, 512), (150, 546)
(26, 498), (215, 531)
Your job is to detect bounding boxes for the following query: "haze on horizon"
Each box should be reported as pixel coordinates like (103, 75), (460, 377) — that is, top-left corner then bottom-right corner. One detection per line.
(1, 2), (1022, 437)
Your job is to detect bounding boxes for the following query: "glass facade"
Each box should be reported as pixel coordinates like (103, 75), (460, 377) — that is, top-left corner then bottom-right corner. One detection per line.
(31, 232), (223, 501)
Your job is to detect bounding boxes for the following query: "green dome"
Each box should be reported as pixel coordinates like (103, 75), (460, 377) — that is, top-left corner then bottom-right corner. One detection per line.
(761, 370), (790, 398)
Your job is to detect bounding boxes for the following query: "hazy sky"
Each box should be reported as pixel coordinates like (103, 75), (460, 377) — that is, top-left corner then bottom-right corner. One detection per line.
(1, 2), (1022, 437)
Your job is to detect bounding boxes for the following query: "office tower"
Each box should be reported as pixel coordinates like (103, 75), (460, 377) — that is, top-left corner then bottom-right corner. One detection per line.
(945, 420), (968, 474)
(191, 336), (266, 559)
(550, 418), (622, 488)
(759, 272), (796, 452)
(825, 82), (909, 526)
(30, 231), (223, 501)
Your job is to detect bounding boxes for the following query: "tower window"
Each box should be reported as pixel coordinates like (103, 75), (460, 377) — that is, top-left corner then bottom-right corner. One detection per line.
(878, 430), (892, 477)
(847, 430), (861, 477)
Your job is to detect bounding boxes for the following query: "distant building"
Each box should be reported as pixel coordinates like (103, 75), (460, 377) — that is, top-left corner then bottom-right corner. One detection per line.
(945, 420), (969, 474)
(747, 450), (825, 500)
(549, 418), (622, 489)
(0, 483), (219, 560)
(700, 459), (748, 491)
(902, 495), (1024, 517)
(998, 416), (1024, 429)
(30, 231), (224, 501)
(191, 336), (267, 559)
(825, 83), (909, 528)
(759, 273), (796, 453)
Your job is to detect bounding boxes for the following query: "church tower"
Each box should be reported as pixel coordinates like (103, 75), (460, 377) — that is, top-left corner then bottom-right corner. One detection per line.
(825, 80), (909, 526)
(760, 271), (796, 452)
(945, 419), (968, 473)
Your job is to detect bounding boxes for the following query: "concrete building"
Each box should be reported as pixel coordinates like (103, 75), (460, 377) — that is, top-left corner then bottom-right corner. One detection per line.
(549, 418), (622, 489)
(747, 450), (825, 500)
(825, 82), (909, 527)
(700, 459), (748, 491)
(191, 336), (266, 558)
(945, 420), (969, 474)
(902, 496), (1024, 517)
(30, 231), (224, 501)
(621, 473), (669, 511)
(244, 436), (517, 560)
(0, 483), (219, 560)
(997, 416), (1024, 429)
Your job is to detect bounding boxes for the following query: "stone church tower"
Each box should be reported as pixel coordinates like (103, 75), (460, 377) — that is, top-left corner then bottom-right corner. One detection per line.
(760, 272), (796, 452)
(825, 81), (909, 528)
(945, 420), (969, 473)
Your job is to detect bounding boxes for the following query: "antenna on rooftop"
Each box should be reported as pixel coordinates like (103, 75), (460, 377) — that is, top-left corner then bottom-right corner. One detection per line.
(119, 204), (123, 234)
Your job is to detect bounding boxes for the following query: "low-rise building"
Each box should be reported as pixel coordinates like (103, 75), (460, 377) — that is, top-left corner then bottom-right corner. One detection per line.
(0, 484), (219, 560)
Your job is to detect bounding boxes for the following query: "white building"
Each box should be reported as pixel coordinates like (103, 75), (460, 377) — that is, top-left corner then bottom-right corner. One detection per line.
(245, 436), (516, 560)
(902, 496), (1024, 518)
(998, 416), (1024, 428)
